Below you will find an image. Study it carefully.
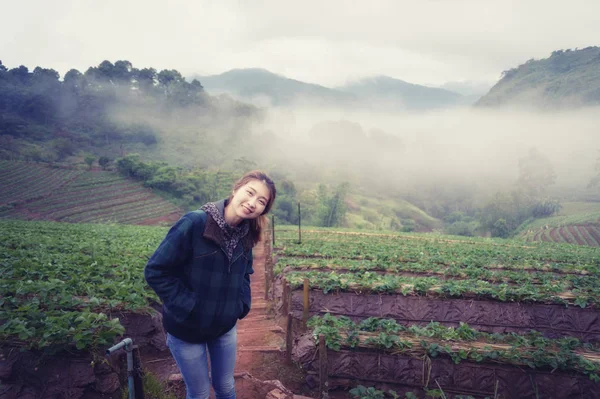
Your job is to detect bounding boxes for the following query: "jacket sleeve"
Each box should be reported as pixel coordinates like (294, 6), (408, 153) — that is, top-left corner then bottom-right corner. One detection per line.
(239, 249), (254, 319)
(144, 214), (197, 322)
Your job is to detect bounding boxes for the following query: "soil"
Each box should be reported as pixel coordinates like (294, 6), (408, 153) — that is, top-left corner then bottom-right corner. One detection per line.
(567, 225), (586, 245)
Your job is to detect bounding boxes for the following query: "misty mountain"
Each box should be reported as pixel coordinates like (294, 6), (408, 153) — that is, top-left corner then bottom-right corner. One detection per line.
(337, 75), (466, 110)
(437, 81), (493, 104)
(195, 69), (467, 111)
(476, 46), (600, 108)
(194, 68), (357, 107)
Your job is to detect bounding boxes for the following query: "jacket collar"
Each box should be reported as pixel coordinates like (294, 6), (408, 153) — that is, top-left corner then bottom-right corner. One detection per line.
(202, 199), (253, 251)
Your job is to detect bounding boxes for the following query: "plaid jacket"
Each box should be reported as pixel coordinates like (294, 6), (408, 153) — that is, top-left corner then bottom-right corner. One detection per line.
(144, 208), (254, 343)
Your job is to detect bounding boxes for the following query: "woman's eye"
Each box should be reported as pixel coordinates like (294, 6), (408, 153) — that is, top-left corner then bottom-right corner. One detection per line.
(246, 190), (253, 196)
(259, 201), (266, 206)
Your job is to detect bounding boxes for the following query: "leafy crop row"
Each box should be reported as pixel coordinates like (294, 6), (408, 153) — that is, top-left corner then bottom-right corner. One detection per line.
(308, 314), (600, 381)
(0, 220), (166, 352)
(285, 270), (596, 307)
(275, 229), (600, 271)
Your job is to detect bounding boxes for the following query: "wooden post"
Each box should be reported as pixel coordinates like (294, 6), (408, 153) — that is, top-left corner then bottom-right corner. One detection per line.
(133, 345), (145, 399)
(319, 334), (329, 397)
(264, 255), (270, 301)
(303, 278), (310, 322)
(282, 281), (289, 316)
(272, 215), (275, 247)
(287, 282), (292, 315)
(297, 202), (302, 244)
(286, 312), (293, 365)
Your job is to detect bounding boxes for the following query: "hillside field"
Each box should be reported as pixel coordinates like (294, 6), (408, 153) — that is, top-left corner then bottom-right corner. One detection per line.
(0, 161), (182, 225)
(519, 201), (600, 246)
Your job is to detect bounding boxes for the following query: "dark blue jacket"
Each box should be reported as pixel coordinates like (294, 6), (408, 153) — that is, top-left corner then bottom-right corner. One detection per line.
(144, 208), (254, 343)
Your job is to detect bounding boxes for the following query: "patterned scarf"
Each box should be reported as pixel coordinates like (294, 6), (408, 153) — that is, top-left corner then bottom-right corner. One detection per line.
(201, 201), (249, 261)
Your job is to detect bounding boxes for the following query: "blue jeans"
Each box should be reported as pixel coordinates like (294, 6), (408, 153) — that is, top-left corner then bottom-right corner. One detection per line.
(166, 326), (237, 399)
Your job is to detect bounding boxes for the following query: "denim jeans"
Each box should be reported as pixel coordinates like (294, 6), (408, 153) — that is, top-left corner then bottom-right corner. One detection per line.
(166, 326), (237, 399)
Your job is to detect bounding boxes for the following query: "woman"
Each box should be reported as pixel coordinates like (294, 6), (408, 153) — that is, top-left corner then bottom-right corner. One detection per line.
(145, 170), (276, 399)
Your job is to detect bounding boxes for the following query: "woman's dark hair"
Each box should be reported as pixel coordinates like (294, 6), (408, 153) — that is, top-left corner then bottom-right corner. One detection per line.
(229, 170), (276, 245)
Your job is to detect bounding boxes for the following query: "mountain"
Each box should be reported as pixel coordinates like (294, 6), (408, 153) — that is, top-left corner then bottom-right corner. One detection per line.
(337, 75), (465, 110)
(194, 69), (467, 111)
(438, 81), (493, 104)
(476, 46), (600, 108)
(193, 68), (357, 107)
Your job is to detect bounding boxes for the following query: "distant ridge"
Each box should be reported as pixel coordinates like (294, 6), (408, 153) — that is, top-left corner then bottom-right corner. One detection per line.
(338, 75), (465, 110)
(476, 46), (600, 108)
(193, 68), (466, 110)
(194, 68), (357, 107)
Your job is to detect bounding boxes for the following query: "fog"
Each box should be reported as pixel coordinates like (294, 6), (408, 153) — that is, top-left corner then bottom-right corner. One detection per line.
(251, 103), (600, 198)
(105, 81), (600, 208)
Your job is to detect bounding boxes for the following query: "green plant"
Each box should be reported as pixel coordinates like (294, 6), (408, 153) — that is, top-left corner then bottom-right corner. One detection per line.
(349, 385), (385, 399)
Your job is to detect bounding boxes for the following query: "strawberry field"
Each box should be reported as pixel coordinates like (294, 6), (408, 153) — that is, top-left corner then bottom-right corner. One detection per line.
(0, 220), (168, 397)
(273, 228), (600, 397)
(0, 161), (182, 225)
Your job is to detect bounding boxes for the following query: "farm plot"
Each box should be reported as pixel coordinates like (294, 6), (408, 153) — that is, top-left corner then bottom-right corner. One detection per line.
(0, 220), (168, 397)
(272, 228), (600, 397)
(524, 224), (600, 247)
(0, 160), (84, 206)
(0, 163), (182, 225)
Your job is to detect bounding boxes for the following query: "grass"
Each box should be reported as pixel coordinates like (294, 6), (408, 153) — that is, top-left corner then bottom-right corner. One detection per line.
(520, 204), (600, 231)
(345, 192), (441, 232)
(121, 372), (178, 399)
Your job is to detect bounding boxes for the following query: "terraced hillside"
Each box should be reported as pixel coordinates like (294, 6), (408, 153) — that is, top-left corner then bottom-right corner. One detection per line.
(0, 161), (182, 225)
(520, 202), (600, 247)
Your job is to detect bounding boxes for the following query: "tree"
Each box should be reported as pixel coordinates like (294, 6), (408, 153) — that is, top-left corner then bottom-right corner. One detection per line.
(157, 69), (184, 87)
(112, 60), (133, 85)
(588, 150), (600, 189)
(8, 65), (30, 83)
(64, 69), (85, 89)
(315, 182), (350, 227)
(135, 67), (157, 90)
(52, 138), (76, 159)
(516, 147), (556, 196)
(84, 155), (95, 169)
(98, 156), (111, 170)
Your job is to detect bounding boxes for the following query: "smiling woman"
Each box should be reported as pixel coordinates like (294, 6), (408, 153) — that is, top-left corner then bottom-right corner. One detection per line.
(144, 170), (276, 399)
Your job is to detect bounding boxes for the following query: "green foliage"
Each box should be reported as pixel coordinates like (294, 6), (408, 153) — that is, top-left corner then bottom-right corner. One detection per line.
(84, 155), (95, 169)
(531, 198), (562, 218)
(271, 179), (299, 224)
(587, 149), (600, 189)
(477, 46), (600, 108)
(0, 220), (167, 352)
(114, 154), (239, 209)
(445, 220), (479, 237)
(0, 59), (257, 162)
(349, 385), (385, 399)
(277, 227), (600, 306)
(315, 182), (350, 227)
(308, 314), (600, 381)
(53, 138), (76, 159)
(98, 156), (111, 170)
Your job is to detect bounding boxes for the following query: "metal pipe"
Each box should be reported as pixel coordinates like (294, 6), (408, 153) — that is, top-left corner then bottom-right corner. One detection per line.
(106, 338), (135, 399)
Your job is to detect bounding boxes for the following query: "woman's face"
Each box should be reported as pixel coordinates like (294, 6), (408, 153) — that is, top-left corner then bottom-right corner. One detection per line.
(230, 179), (271, 221)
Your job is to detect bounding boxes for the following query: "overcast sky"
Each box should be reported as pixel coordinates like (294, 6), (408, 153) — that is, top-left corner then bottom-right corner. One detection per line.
(1, 0), (599, 88)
